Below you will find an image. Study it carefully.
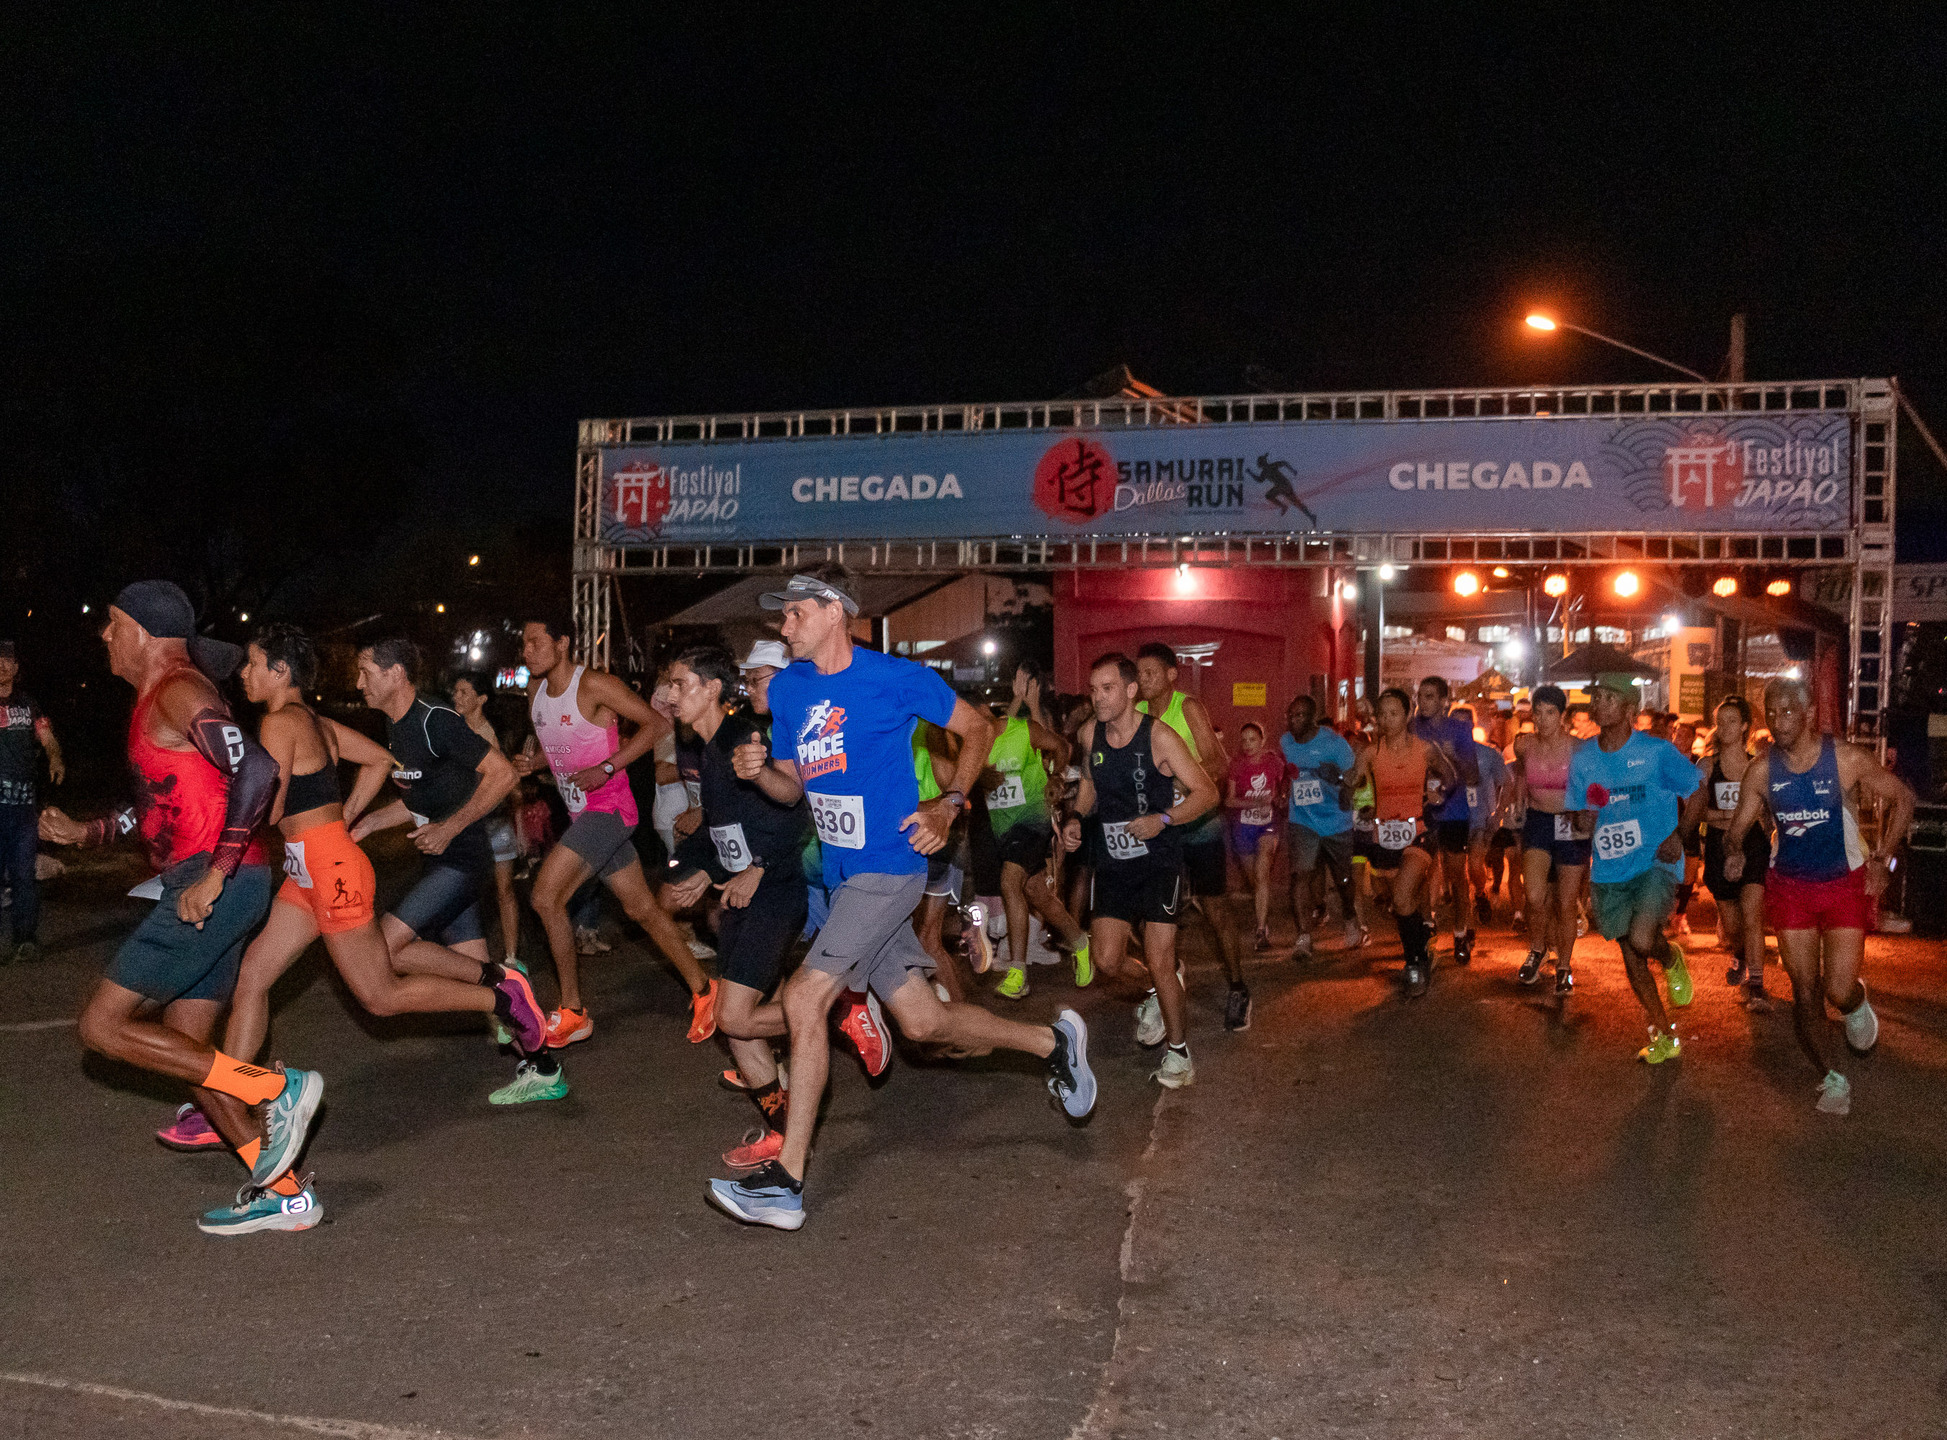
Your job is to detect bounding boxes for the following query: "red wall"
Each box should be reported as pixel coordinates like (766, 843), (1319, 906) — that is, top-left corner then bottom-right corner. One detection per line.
(1053, 566), (1350, 744)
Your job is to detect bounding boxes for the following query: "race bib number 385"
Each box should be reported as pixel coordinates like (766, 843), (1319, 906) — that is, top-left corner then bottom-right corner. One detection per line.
(1594, 818), (1643, 861)
(809, 792), (866, 849)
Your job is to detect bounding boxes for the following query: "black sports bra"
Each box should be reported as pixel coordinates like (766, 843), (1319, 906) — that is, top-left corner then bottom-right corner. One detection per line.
(282, 711), (342, 815)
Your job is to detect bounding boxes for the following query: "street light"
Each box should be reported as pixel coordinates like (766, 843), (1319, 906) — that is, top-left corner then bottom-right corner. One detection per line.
(1453, 570), (1481, 597)
(1523, 312), (1709, 383)
(1542, 573), (1569, 598)
(1767, 577), (1793, 597)
(1613, 570), (1640, 598)
(980, 638), (997, 656)
(1378, 562), (1396, 581)
(1712, 576), (1739, 598)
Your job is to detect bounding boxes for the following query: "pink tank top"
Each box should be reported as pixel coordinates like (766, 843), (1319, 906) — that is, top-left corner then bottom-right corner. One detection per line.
(529, 666), (639, 825)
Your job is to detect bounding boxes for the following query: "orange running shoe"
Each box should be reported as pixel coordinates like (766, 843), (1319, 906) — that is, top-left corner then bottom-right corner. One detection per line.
(836, 987), (891, 1076)
(544, 1006), (594, 1047)
(723, 1126), (783, 1169)
(687, 979), (720, 1043)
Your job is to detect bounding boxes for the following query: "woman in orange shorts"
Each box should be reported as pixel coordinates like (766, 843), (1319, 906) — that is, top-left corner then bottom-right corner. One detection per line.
(1345, 687), (1457, 999)
(219, 626), (548, 1067)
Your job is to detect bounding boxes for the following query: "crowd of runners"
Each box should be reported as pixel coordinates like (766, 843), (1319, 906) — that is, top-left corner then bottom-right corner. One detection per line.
(2, 565), (1915, 1236)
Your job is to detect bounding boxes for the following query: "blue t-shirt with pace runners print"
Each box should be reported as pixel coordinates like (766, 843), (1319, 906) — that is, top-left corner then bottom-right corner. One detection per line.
(767, 645), (958, 887)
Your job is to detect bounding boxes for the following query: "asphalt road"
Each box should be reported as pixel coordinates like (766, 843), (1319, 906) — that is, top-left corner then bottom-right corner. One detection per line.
(3, 844), (1945, 1439)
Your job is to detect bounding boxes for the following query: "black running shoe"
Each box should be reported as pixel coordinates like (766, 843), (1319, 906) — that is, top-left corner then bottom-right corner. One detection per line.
(1554, 966), (1574, 997)
(1405, 963), (1429, 998)
(1453, 929), (1474, 966)
(1517, 950), (1544, 986)
(1224, 983), (1252, 1032)
(1725, 960), (1747, 987)
(1475, 895), (1492, 926)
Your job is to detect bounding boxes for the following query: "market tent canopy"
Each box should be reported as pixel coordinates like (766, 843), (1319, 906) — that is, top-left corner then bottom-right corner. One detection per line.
(1540, 643), (1661, 686)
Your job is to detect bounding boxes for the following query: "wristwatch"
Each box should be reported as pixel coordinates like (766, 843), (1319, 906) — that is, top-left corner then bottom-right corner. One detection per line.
(942, 790), (966, 811)
(601, 761), (615, 777)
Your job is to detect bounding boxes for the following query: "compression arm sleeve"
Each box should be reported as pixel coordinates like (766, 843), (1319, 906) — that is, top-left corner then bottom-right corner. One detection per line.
(187, 708), (279, 878)
(82, 808), (138, 847)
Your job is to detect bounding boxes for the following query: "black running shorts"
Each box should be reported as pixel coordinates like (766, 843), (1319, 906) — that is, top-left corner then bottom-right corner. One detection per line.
(1091, 864), (1184, 927)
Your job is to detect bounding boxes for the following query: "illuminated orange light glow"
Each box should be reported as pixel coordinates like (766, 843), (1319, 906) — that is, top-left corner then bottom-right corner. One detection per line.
(1453, 571), (1482, 597)
(1543, 574), (1569, 598)
(1712, 576), (1739, 598)
(1613, 571), (1640, 598)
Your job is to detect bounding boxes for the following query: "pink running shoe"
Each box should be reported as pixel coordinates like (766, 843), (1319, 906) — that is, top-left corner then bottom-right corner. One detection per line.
(156, 1103), (224, 1152)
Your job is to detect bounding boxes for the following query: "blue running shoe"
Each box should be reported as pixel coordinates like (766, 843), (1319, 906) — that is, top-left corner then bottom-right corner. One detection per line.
(198, 1181), (322, 1236)
(708, 1162), (806, 1230)
(1047, 1009), (1097, 1119)
(251, 1067), (324, 1188)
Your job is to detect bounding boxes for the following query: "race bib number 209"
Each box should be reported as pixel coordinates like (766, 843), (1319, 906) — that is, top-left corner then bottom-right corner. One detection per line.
(809, 792), (866, 850)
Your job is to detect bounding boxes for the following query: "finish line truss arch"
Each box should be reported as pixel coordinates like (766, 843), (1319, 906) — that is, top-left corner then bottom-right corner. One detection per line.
(576, 377), (1896, 734)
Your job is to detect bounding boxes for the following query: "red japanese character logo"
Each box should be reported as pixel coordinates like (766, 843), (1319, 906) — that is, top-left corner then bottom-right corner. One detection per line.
(607, 459), (671, 533)
(1033, 437), (1115, 524)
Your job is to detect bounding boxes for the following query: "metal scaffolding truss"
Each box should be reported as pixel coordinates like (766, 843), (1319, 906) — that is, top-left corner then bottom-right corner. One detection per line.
(574, 377), (1895, 735)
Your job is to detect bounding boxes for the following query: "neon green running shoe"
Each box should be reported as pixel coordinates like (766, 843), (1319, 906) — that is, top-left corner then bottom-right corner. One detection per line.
(995, 967), (1030, 1000)
(1072, 942), (1094, 988)
(490, 1059), (569, 1105)
(1637, 1029), (1682, 1065)
(1664, 944), (1693, 1008)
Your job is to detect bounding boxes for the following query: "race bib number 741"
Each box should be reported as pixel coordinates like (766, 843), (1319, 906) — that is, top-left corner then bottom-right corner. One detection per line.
(809, 792), (865, 849)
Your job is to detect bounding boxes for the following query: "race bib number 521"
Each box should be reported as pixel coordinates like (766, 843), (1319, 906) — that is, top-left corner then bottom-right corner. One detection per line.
(809, 792), (866, 850)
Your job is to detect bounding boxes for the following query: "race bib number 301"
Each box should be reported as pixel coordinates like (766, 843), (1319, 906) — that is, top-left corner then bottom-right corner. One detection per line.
(1289, 777), (1324, 808)
(1102, 820), (1150, 861)
(809, 792), (866, 850)
(1594, 817), (1644, 861)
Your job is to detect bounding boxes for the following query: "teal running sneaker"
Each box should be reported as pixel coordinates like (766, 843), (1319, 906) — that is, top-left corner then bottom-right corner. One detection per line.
(198, 1181), (322, 1236)
(250, 1068), (324, 1188)
(490, 1059), (569, 1105)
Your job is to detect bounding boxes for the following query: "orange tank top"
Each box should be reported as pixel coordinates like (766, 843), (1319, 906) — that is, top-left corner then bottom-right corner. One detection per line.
(127, 664), (269, 872)
(1372, 737), (1429, 827)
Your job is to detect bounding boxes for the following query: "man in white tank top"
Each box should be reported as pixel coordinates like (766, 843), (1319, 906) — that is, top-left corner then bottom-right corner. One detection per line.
(514, 617), (717, 1053)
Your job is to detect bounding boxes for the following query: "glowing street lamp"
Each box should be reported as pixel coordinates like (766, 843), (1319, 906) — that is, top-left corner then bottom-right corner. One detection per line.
(1613, 570), (1641, 598)
(1453, 570), (1482, 597)
(1542, 573), (1569, 598)
(1767, 577), (1793, 597)
(1712, 575), (1739, 598)
(1522, 312), (1709, 383)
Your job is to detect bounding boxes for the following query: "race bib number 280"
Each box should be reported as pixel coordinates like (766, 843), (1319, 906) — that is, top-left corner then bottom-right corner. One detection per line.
(809, 792), (866, 850)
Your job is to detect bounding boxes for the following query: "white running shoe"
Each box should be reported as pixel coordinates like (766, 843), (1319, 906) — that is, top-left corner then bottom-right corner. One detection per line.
(1844, 984), (1879, 1054)
(1343, 919), (1368, 949)
(1134, 991), (1165, 1048)
(1816, 1070), (1852, 1116)
(1151, 1047), (1195, 1089)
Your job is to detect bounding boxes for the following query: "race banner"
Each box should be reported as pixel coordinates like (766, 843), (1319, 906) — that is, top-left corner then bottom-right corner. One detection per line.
(597, 412), (1851, 545)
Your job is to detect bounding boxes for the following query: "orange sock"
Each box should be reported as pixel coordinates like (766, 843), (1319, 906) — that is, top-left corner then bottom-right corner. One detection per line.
(236, 1137), (306, 1195)
(202, 1053), (285, 1105)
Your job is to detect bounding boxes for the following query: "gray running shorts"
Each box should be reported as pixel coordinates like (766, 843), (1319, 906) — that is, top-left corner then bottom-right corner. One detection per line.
(561, 810), (638, 880)
(804, 870), (932, 1000)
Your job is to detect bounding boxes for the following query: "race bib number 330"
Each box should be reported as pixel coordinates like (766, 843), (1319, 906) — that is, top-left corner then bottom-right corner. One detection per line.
(809, 792), (866, 849)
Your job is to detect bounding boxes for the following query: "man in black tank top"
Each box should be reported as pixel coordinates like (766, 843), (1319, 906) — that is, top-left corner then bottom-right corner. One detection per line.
(1061, 653), (1218, 1090)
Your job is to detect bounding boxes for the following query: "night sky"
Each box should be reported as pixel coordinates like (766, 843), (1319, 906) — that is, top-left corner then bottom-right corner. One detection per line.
(6, 7), (1947, 644)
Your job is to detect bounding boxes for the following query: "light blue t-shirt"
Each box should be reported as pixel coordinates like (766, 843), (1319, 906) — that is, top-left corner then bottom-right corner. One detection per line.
(1566, 731), (1699, 884)
(1279, 728), (1355, 837)
(1468, 742), (1511, 829)
(768, 647), (958, 886)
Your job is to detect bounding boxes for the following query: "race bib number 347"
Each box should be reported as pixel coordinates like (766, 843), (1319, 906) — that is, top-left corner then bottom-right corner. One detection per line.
(809, 792), (866, 850)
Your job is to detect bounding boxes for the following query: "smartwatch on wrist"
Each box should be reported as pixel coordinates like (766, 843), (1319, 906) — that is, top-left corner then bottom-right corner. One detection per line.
(602, 761), (615, 777)
(942, 790), (966, 811)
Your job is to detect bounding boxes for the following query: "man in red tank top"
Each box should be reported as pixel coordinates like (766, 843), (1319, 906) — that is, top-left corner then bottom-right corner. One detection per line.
(38, 582), (327, 1235)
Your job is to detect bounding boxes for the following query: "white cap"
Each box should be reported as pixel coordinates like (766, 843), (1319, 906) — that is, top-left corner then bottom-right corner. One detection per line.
(740, 639), (790, 672)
